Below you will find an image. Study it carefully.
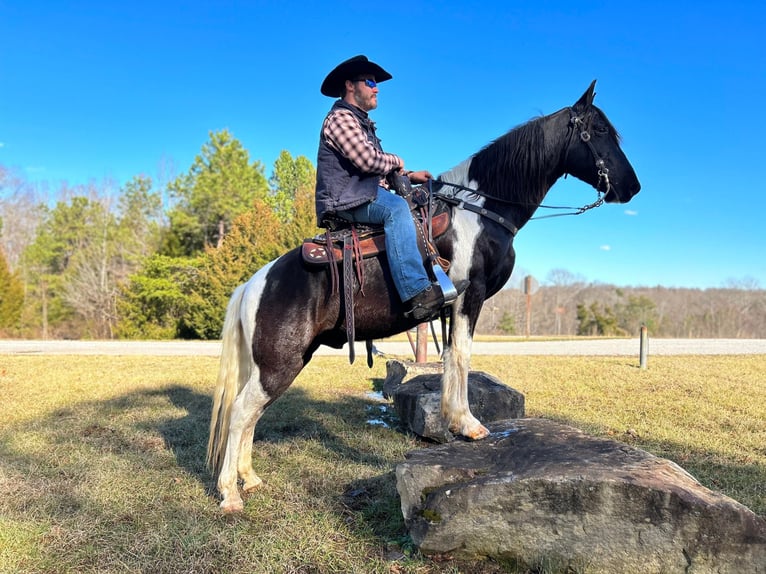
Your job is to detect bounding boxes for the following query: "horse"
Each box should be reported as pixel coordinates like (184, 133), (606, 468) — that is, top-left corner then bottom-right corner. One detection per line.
(207, 80), (641, 512)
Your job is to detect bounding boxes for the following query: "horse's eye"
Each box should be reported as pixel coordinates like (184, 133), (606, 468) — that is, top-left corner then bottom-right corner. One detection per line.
(594, 124), (609, 135)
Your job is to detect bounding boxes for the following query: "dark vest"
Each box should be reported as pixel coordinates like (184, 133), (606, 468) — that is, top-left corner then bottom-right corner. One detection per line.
(315, 100), (384, 226)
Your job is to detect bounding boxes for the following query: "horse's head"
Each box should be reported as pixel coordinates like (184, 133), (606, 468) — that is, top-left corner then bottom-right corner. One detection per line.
(565, 81), (641, 203)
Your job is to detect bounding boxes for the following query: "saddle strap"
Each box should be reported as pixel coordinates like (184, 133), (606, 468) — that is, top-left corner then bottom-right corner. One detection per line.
(351, 227), (365, 296)
(343, 234), (356, 364)
(416, 207), (450, 275)
(326, 229), (340, 295)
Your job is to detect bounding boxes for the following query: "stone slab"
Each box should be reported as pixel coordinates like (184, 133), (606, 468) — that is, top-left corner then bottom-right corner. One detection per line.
(396, 418), (766, 573)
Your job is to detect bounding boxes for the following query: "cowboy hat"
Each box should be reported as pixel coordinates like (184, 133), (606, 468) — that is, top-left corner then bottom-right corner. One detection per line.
(320, 55), (392, 97)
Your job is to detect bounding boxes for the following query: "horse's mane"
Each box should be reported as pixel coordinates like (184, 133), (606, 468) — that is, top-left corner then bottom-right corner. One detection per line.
(467, 115), (552, 206)
(465, 104), (621, 205)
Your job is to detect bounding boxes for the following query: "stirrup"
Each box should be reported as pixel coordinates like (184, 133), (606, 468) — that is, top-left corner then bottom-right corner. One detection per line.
(432, 263), (458, 304)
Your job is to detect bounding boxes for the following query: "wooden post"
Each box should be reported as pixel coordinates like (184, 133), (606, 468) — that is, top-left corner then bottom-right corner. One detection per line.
(415, 322), (428, 363)
(524, 275), (532, 338)
(639, 324), (648, 369)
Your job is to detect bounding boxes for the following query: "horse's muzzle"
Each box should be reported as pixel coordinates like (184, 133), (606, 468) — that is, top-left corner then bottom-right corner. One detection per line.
(606, 179), (641, 204)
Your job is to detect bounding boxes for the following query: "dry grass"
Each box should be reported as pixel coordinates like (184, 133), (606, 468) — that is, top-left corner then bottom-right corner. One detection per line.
(0, 352), (764, 573)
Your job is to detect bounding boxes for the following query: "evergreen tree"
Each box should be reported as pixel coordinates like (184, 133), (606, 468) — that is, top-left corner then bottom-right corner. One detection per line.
(115, 254), (198, 339)
(616, 294), (659, 335)
(116, 175), (164, 267)
(163, 130), (269, 256)
(185, 199), (283, 339)
(268, 151), (316, 220)
(576, 302), (623, 336)
(0, 248), (23, 330)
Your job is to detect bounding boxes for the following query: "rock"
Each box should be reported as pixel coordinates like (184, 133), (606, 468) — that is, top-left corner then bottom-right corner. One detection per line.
(385, 361), (525, 442)
(396, 418), (766, 573)
(382, 359), (443, 399)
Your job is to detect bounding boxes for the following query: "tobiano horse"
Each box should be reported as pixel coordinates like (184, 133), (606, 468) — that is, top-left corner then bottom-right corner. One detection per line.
(207, 81), (641, 512)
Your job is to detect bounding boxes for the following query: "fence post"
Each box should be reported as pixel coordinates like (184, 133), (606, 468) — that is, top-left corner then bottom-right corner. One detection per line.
(415, 322), (429, 363)
(639, 324), (648, 369)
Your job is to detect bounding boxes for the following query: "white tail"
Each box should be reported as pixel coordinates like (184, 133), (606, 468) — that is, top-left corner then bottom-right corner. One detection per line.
(206, 282), (251, 478)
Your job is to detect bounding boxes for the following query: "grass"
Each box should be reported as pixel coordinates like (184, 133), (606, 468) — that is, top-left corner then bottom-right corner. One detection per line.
(0, 352), (764, 573)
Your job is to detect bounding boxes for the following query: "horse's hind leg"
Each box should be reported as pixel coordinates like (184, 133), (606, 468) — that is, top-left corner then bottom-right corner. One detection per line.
(236, 380), (269, 494)
(217, 371), (270, 513)
(441, 311), (490, 440)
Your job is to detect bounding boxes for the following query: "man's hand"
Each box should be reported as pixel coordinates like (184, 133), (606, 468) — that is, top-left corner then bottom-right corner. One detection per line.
(407, 170), (433, 184)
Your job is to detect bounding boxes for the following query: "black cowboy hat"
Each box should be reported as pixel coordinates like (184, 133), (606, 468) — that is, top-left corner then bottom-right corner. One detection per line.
(320, 55), (392, 97)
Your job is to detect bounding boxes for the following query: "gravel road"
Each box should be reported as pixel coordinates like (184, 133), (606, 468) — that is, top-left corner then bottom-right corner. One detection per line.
(1, 338), (765, 358)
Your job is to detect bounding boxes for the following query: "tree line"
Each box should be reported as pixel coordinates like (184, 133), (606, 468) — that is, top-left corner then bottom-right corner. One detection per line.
(2, 134), (764, 340)
(476, 270), (766, 339)
(0, 130), (318, 339)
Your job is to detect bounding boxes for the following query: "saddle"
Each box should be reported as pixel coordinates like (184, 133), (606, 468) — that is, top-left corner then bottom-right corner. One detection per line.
(301, 211), (450, 266)
(300, 177), (453, 365)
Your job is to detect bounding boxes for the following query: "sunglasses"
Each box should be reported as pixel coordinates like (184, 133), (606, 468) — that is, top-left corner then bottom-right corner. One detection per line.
(354, 78), (377, 89)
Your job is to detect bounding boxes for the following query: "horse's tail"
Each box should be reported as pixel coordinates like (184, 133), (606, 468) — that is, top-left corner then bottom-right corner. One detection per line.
(206, 282), (250, 479)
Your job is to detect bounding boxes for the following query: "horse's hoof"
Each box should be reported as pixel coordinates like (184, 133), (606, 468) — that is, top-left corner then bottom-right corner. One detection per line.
(220, 498), (244, 514)
(464, 424), (490, 441)
(242, 476), (263, 493)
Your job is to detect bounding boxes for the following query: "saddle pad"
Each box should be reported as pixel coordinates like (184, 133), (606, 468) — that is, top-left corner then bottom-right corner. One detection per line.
(302, 211), (450, 265)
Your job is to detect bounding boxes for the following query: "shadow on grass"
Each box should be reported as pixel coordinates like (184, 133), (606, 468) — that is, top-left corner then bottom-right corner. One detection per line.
(0, 376), (421, 570)
(3, 372), (762, 573)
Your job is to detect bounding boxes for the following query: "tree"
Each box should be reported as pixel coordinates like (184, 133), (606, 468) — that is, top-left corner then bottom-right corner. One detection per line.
(19, 179), (161, 338)
(163, 130), (269, 256)
(21, 197), (87, 337)
(116, 255), (199, 339)
(115, 175), (164, 268)
(185, 199), (284, 339)
(60, 197), (121, 338)
(0, 166), (45, 272)
(546, 268), (586, 335)
(498, 311), (516, 335)
(0, 247), (23, 331)
(615, 294), (659, 335)
(576, 302), (622, 336)
(269, 151), (320, 249)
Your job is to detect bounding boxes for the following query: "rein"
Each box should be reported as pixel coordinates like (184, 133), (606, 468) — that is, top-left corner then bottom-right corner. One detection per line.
(432, 106), (609, 231)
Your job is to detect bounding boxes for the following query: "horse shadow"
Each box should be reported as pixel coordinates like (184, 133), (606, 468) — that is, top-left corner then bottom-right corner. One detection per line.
(153, 378), (399, 485)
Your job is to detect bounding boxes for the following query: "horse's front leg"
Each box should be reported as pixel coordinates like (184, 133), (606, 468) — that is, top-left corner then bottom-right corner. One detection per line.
(440, 310), (490, 440)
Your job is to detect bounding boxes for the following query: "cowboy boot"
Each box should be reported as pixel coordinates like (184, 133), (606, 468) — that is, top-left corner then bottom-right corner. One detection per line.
(405, 280), (470, 321)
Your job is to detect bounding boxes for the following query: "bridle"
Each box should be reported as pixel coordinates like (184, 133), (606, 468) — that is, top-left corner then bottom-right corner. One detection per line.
(431, 105), (611, 235)
(567, 106), (612, 198)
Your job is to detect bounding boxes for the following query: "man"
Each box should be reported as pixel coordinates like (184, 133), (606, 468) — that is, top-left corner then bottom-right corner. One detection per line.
(315, 55), (461, 321)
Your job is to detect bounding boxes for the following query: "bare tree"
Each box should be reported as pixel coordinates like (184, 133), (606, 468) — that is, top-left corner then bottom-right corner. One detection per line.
(0, 166), (46, 271)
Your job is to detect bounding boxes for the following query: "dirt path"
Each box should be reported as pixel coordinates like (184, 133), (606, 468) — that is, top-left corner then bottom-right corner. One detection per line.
(1, 338), (764, 357)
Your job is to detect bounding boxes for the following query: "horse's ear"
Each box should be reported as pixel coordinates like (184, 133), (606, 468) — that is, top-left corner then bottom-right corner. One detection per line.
(574, 80), (597, 111)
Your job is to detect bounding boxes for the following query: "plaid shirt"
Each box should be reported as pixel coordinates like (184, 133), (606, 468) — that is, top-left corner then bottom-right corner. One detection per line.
(321, 108), (402, 178)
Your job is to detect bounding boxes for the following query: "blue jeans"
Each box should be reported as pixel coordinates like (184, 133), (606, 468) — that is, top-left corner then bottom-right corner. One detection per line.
(339, 187), (431, 302)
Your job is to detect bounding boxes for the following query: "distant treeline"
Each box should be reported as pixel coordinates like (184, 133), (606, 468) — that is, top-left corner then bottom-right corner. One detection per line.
(476, 281), (766, 338)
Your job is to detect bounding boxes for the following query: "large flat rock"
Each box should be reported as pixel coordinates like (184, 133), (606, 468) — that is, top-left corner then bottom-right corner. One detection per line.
(396, 418), (766, 573)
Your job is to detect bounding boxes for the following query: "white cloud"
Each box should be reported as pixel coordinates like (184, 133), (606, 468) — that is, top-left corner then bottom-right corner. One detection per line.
(624, 209), (638, 216)
(600, 245), (612, 251)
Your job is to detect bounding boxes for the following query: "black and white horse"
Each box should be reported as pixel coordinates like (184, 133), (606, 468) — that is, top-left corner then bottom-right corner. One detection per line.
(207, 81), (640, 512)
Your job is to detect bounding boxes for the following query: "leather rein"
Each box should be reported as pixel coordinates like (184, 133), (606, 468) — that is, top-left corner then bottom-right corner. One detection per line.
(431, 106), (610, 236)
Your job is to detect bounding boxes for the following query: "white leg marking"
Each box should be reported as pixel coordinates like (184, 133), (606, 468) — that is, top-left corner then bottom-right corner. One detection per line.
(441, 314), (489, 440)
(214, 261), (276, 512)
(439, 161), (489, 440)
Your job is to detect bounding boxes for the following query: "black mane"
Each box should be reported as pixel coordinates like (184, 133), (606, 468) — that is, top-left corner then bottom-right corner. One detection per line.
(467, 105), (621, 208)
(467, 114), (553, 206)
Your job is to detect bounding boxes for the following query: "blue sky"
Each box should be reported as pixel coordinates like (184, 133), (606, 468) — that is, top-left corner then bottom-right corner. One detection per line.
(2, 1), (765, 289)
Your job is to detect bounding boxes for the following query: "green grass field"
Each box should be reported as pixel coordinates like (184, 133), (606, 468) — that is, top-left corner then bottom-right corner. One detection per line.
(1, 352), (764, 573)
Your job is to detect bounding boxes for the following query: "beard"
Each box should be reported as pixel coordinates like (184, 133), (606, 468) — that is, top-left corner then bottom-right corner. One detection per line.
(353, 90), (377, 112)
